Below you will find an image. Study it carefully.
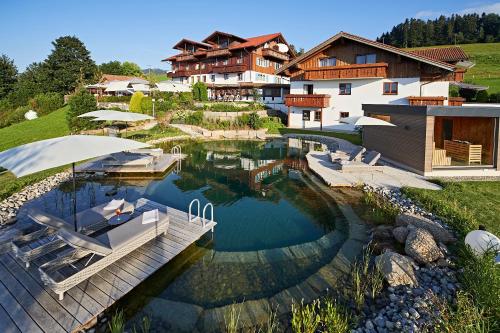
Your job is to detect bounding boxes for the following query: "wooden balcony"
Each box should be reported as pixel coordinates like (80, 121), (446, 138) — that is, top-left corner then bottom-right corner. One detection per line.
(175, 53), (196, 62)
(407, 96), (446, 106)
(262, 48), (289, 61)
(448, 97), (465, 106)
(167, 70), (194, 78)
(303, 62), (388, 80)
(285, 94), (330, 108)
(212, 64), (248, 74)
(206, 48), (231, 58)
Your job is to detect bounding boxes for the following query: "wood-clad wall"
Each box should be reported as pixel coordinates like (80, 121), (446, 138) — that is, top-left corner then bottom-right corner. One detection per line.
(363, 112), (430, 174)
(434, 116), (496, 164)
(295, 38), (452, 80)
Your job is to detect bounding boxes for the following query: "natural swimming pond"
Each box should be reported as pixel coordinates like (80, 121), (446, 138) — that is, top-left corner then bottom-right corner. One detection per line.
(19, 138), (367, 331)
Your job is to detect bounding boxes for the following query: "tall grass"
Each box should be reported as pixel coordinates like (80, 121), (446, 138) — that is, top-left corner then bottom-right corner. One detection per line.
(291, 298), (351, 333)
(361, 191), (399, 225)
(224, 302), (243, 333)
(108, 310), (125, 333)
(436, 292), (491, 333)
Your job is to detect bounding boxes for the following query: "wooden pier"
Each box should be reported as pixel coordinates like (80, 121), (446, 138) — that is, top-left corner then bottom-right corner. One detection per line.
(0, 199), (216, 332)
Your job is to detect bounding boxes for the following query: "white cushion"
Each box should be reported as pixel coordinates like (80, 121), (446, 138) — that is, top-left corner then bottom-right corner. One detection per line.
(142, 209), (159, 225)
(103, 199), (125, 211)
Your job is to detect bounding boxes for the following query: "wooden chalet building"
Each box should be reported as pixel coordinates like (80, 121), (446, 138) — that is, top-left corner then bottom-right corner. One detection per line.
(277, 32), (468, 130)
(163, 31), (295, 109)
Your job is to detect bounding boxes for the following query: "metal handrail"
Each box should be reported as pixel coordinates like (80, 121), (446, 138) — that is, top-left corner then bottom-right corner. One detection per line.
(171, 145), (182, 159)
(202, 203), (214, 229)
(188, 199), (200, 223)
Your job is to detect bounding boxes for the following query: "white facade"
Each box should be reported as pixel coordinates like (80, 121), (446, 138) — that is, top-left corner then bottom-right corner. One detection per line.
(287, 77), (450, 130)
(171, 70), (289, 86)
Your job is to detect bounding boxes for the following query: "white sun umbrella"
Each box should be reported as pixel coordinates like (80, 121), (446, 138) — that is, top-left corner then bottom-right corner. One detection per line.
(0, 135), (149, 230)
(340, 116), (396, 127)
(77, 110), (127, 118)
(90, 112), (154, 122)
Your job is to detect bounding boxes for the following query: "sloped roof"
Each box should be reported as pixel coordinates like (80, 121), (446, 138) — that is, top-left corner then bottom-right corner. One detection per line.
(229, 33), (282, 50)
(202, 31), (247, 43)
(408, 46), (469, 63)
(277, 31), (456, 74)
(105, 81), (131, 92)
(173, 38), (210, 50)
(100, 74), (137, 83)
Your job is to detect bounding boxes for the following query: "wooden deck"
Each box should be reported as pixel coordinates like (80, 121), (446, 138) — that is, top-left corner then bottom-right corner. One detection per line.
(0, 199), (216, 333)
(75, 153), (183, 176)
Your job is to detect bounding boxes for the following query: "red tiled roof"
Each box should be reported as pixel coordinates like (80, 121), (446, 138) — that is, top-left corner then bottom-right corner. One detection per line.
(408, 46), (469, 63)
(229, 33), (282, 50)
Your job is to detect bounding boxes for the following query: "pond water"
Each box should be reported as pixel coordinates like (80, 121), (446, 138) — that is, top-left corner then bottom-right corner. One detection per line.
(19, 138), (362, 331)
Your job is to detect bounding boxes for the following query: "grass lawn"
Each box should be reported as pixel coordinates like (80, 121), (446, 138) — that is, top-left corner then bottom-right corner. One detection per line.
(407, 42), (500, 94)
(402, 180), (500, 235)
(277, 128), (362, 145)
(0, 106), (71, 200)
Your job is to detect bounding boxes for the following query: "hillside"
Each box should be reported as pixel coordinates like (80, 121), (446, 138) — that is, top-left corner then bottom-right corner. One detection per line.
(407, 42), (500, 93)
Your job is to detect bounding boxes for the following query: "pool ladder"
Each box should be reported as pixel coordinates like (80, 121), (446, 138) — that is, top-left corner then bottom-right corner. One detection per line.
(171, 145), (182, 159)
(188, 199), (214, 232)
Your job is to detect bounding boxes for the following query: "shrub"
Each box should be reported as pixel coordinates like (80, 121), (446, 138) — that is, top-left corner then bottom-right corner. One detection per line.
(489, 92), (500, 103)
(475, 90), (489, 103)
(0, 105), (29, 128)
(185, 110), (203, 125)
(99, 95), (131, 103)
(140, 97), (153, 114)
(178, 92), (193, 108)
(30, 92), (64, 116)
(66, 89), (98, 132)
(192, 82), (208, 101)
(261, 116), (285, 134)
(129, 91), (144, 113)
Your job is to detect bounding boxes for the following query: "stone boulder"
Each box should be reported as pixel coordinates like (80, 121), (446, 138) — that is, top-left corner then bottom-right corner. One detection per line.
(375, 251), (418, 287)
(405, 228), (443, 264)
(396, 213), (456, 243)
(392, 226), (409, 243)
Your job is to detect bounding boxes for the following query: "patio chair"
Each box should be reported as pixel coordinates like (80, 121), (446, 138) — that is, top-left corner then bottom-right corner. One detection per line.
(348, 147), (366, 162)
(363, 150), (381, 166)
(338, 150), (384, 173)
(38, 210), (169, 300)
(12, 201), (134, 268)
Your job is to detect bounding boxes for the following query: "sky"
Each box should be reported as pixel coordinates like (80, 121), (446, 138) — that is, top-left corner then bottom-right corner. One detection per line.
(1, 0), (499, 71)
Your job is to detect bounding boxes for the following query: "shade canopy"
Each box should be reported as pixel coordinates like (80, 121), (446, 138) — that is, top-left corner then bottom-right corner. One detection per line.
(340, 116), (396, 127)
(91, 112), (154, 122)
(78, 110), (126, 118)
(0, 135), (150, 177)
(155, 81), (191, 92)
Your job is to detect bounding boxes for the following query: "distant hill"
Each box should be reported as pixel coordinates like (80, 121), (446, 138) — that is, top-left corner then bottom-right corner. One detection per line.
(407, 42), (500, 93)
(378, 13), (500, 48)
(142, 68), (168, 75)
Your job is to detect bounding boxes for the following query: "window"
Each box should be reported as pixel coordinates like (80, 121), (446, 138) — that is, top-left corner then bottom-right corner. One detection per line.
(314, 111), (321, 121)
(236, 58), (243, 64)
(222, 59), (228, 65)
(220, 40), (229, 48)
(256, 73), (267, 81)
(356, 53), (376, 64)
(224, 73), (229, 80)
(257, 58), (269, 67)
(197, 76), (201, 82)
(185, 65), (190, 70)
(274, 62), (281, 70)
(319, 57), (336, 67)
(211, 75), (215, 82)
(302, 110), (310, 121)
(195, 64), (200, 70)
(303, 84), (314, 95)
(383, 82), (398, 95)
(339, 83), (351, 95)
(237, 73), (243, 81)
(340, 112), (349, 118)
(201, 63), (206, 69)
(274, 76), (281, 84)
(202, 75), (206, 82)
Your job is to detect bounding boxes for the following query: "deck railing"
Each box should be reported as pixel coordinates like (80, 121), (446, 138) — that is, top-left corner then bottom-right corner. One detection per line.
(285, 94), (330, 108)
(303, 62), (388, 80)
(262, 48), (289, 61)
(407, 96), (446, 106)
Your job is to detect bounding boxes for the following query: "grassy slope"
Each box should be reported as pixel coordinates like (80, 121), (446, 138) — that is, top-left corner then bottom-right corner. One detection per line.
(407, 42), (500, 94)
(403, 181), (500, 235)
(0, 106), (70, 200)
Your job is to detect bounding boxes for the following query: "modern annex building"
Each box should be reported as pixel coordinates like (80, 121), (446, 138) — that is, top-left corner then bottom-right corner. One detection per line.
(277, 32), (468, 130)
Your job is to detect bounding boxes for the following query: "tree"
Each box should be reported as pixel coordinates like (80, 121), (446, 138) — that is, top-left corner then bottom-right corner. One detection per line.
(99, 61), (123, 75)
(0, 54), (18, 99)
(66, 89), (97, 132)
(129, 92), (144, 113)
(192, 82), (208, 101)
(289, 44), (305, 56)
(8, 62), (47, 106)
(121, 61), (142, 76)
(44, 36), (97, 94)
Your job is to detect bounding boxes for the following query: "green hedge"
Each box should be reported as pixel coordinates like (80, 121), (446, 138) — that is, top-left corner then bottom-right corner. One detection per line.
(30, 92), (64, 116)
(0, 105), (29, 128)
(66, 90), (98, 132)
(193, 102), (265, 112)
(99, 95), (131, 103)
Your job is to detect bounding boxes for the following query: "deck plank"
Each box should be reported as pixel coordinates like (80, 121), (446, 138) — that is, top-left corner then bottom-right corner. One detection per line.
(1, 199), (216, 332)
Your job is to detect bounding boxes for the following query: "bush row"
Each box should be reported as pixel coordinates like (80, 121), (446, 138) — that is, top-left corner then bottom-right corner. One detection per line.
(129, 91), (194, 114)
(193, 102), (266, 112)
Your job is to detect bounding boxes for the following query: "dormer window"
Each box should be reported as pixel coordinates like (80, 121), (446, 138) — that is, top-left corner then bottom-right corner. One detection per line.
(220, 40), (229, 48)
(319, 57), (336, 67)
(356, 53), (376, 64)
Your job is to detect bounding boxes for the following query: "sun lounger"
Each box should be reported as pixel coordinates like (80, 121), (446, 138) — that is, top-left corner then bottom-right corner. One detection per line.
(102, 152), (154, 167)
(348, 147), (366, 162)
(12, 201), (134, 268)
(363, 150), (381, 166)
(38, 210), (169, 300)
(128, 148), (163, 158)
(338, 150), (384, 173)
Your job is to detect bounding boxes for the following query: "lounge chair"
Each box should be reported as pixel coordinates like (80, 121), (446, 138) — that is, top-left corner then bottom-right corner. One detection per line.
(12, 201), (134, 268)
(363, 150), (381, 166)
(39, 210), (169, 300)
(338, 150), (384, 173)
(101, 152), (154, 167)
(128, 148), (163, 158)
(348, 147), (366, 162)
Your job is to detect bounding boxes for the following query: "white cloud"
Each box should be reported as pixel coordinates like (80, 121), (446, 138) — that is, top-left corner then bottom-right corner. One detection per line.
(414, 2), (500, 19)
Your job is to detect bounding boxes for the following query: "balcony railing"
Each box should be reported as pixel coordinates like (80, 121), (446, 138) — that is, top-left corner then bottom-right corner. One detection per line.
(285, 94), (330, 108)
(262, 48), (289, 61)
(407, 96), (446, 106)
(175, 54), (196, 62)
(448, 97), (465, 106)
(167, 69), (195, 78)
(212, 64), (248, 73)
(303, 62), (388, 80)
(206, 48), (231, 58)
